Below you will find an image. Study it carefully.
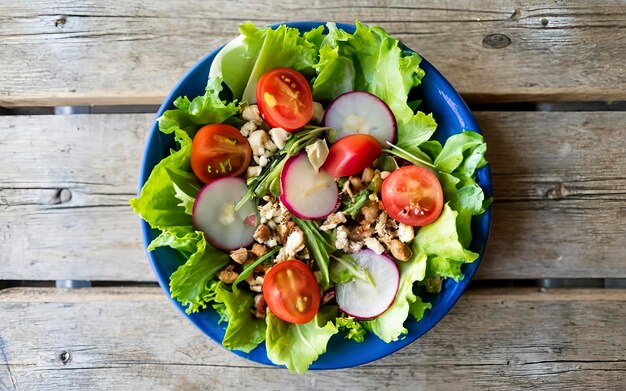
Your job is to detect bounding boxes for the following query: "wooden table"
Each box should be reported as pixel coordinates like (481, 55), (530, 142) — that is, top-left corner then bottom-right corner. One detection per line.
(1, 1), (625, 389)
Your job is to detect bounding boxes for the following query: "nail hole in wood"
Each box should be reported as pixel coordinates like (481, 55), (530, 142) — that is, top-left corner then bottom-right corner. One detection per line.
(482, 33), (511, 49)
(54, 15), (67, 28)
(541, 18), (549, 26)
(58, 188), (72, 204)
(59, 351), (70, 364)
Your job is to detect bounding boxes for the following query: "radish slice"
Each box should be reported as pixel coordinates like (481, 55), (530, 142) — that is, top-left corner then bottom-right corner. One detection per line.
(336, 249), (400, 320)
(323, 91), (397, 145)
(280, 151), (339, 220)
(192, 177), (258, 251)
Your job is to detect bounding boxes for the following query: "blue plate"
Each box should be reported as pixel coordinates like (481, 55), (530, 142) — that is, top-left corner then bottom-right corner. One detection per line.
(138, 21), (492, 369)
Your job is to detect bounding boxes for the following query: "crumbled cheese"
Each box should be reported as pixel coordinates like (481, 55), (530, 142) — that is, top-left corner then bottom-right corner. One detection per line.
(242, 104), (263, 125)
(319, 212), (347, 231)
(312, 102), (325, 123)
(269, 127), (290, 150)
(247, 166), (262, 178)
(397, 223), (415, 243)
(248, 130), (270, 156)
(334, 225), (350, 252)
(305, 139), (329, 172)
(285, 229), (305, 257)
(240, 121), (257, 137)
(364, 237), (385, 254)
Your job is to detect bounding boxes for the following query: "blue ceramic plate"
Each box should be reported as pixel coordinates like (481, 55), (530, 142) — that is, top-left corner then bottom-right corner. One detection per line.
(138, 21), (492, 369)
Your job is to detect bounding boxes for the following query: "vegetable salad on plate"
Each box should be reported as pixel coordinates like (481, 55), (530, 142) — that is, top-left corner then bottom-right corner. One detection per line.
(131, 21), (490, 374)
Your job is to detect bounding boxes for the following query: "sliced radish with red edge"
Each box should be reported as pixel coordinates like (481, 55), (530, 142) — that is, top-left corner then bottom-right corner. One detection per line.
(335, 249), (400, 320)
(280, 151), (339, 220)
(323, 91), (397, 146)
(192, 177), (258, 251)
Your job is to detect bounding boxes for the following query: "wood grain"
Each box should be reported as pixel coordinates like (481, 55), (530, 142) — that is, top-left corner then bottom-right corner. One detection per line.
(1, 111), (625, 281)
(0, 287), (624, 390)
(1, 1), (626, 106)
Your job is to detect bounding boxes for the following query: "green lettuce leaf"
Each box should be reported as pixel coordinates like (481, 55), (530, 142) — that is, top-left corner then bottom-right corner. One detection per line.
(335, 316), (367, 343)
(158, 76), (240, 138)
(208, 22), (266, 99)
(130, 130), (195, 229)
(416, 204), (479, 282)
(209, 23), (319, 104)
(265, 306), (338, 374)
(214, 283), (265, 353)
(168, 235), (230, 314)
(312, 22), (432, 148)
(369, 249), (427, 342)
(408, 296), (432, 322)
(434, 131), (485, 174)
(147, 227), (200, 257)
(311, 23), (356, 101)
(395, 111), (438, 153)
(435, 133), (489, 247)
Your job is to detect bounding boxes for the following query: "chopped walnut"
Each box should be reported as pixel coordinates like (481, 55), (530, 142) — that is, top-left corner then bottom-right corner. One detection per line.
(374, 211), (395, 244)
(388, 239), (412, 261)
(341, 179), (354, 198)
(253, 294), (267, 319)
(361, 167), (374, 183)
(350, 176), (363, 191)
(348, 241), (364, 253)
(397, 223), (415, 243)
(229, 247), (249, 264)
(242, 104), (263, 125)
(364, 237), (385, 254)
(250, 243), (268, 258)
(254, 224), (271, 243)
(355, 225), (374, 240)
(276, 220), (298, 244)
(217, 265), (239, 284)
(319, 212), (347, 231)
(246, 274), (263, 292)
(361, 201), (379, 224)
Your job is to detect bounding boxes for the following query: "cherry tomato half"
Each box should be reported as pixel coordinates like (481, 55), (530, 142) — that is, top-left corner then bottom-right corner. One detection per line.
(190, 124), (252, 183)
(256, 68), (313, 131)
(263, 260), (321, 324)
(381, 165), (444, 227)
(323, 134), (382, 178)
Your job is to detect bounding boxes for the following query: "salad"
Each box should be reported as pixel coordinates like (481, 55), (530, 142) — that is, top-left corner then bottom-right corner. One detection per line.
(131, 21), (490, 374)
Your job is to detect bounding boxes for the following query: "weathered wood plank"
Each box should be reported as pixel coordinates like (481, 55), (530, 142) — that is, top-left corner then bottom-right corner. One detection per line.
(0, 112), (625, 280)
(0, 287), (624, 390)
(1, 1), (625, 106)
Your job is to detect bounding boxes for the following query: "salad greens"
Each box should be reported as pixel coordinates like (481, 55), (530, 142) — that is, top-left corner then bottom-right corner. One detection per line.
(214, 282), (266, 353)
(131, 21), (490, 374)
(266, 306), (338, 375)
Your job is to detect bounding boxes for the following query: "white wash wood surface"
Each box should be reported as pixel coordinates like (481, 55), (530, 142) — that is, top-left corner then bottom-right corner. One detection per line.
(1, 0), (626, 106)
(0, 287), (624, 390)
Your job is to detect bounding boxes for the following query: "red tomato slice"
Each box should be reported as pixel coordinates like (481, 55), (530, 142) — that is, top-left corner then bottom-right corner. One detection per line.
(263, 260), (321, 324)
(256, 68), (313, 131)
(323, 134), (382, 178)
(381, 166), (444, 227)
(190, 124), (252, 183)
